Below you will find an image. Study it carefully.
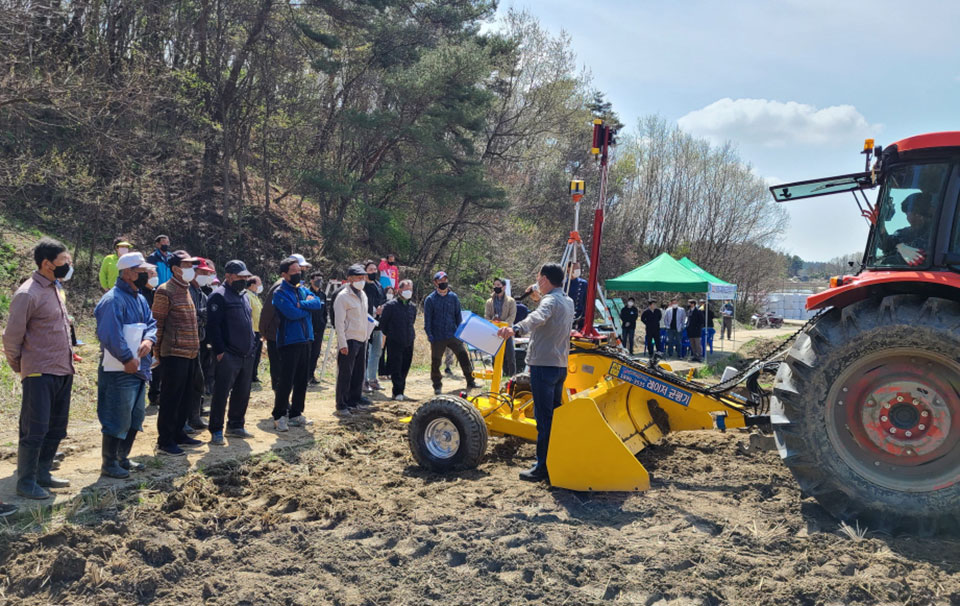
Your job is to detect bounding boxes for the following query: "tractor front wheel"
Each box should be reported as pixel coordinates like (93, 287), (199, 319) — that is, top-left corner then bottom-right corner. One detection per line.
(772, 295), (960, 534)
(408, 395), (488, 472)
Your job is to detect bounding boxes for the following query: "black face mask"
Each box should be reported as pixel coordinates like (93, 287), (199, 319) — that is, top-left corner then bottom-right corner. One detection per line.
(312, 279), (322, 289)
(493, 286), (502, 294)
(388, 260), (396, 266)
(289, 273), (302, 286)
(368, 272), (378, 281)
(160, 244), (169, 252)
(52, 262), (71, 279)
(437, 282), (448, 291)
(231, 279), (247, 293)
(134, 272), (149, 289)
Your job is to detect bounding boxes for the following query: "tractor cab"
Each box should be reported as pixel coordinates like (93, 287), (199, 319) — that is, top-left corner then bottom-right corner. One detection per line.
(771, 132), (960, 309)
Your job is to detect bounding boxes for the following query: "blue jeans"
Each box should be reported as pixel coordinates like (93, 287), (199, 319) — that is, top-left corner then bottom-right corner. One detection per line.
(530, 365), (567, 473)
(366, 330), (383, 383)
(665, 329), (681, 357)
(97, 366), (146, 439)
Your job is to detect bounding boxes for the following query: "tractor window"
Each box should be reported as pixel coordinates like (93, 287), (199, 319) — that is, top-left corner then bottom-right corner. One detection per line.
(868, 163), (950, 268)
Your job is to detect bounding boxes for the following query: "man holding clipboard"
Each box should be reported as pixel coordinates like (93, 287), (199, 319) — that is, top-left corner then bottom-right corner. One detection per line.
(497, 263), (574, 483)
(94, 252), (158, 478)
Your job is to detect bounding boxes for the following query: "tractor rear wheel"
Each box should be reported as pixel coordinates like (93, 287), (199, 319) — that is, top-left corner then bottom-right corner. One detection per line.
(771, 295), (960, 534)
(408, 395), (488, 472)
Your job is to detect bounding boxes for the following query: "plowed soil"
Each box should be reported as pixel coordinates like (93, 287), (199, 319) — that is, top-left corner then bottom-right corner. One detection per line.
(1, 372), (959, 606)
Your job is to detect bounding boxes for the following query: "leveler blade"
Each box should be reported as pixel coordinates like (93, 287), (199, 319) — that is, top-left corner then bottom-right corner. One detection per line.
(546, 392), (652, 492)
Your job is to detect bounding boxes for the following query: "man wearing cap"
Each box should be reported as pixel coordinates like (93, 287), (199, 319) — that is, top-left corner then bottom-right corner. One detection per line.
(99, 237), (132, 292)
(423, 271), (476, 395)
(3, 238), (76, 500)
(151, 250), (203, 456)
(271, 256), (325, 430)
(333, 264), (370, 413)
(206, 260), (258, 444)
(94, 251), (158, 478)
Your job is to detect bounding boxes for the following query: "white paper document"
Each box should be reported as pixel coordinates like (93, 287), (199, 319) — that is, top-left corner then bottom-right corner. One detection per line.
(102, 323), (147, 372)
(455, 312), (504, 357)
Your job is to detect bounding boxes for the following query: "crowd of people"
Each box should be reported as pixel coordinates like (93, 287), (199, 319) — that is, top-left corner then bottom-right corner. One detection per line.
(620, 297), (732, 363)
(0, 236), (434, 513)
(2, 232), (737, 513)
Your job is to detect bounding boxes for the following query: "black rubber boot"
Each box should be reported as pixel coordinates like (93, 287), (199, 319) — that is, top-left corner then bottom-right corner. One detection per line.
(37, 440), (70, 489)
(16, 445), (52, 499)
(118, 430), (145, 472)
(100, 435), (130, 479)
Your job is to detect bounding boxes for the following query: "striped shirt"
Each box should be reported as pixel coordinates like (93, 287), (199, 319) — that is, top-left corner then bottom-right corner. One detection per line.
(152, 276), (199, 359)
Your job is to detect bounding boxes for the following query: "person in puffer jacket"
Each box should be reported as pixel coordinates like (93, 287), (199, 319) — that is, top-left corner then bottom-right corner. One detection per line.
(270, 256), (325, 431)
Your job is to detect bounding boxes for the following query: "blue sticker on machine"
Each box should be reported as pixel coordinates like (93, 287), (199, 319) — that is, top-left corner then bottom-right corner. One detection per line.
(609, 362), (692, 407)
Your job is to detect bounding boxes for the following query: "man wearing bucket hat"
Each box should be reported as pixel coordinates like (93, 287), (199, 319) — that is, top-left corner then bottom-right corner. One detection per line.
(206, 260), (258, 444)
(94, 251), (158, 478)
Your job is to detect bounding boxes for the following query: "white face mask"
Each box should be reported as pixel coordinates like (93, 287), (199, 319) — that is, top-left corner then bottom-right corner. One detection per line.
(147, 276), (159, 288)
(627, 301), (634, 307)
(117, 247), (129, 256)
(195, 274), (213, 287)
(401, 289), (413, 300)
(255, 285), (263, 294)
(62, 265), (74, 282)
(180, 267), (196, 283)
(351, 280), (364, 291)
(386, 294), (395, 301)
(572, 269), (581, 278)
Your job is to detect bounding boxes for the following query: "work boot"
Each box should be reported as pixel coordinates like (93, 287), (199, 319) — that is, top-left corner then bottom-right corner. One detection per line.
(16, 445), (52, 500)
(37, 440), (70, 489)
(518, 465), (548, 483)
(119, 429), (145, 472)
(101, 435), (130, 479)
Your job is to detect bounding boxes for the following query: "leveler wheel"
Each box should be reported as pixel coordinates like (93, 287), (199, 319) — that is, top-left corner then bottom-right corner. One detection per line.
(408, 395), (488, 472)
(771, 295), (960, 534)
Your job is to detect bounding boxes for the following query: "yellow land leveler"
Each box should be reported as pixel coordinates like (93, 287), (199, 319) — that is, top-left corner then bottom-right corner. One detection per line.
(405, 335), (769, 492)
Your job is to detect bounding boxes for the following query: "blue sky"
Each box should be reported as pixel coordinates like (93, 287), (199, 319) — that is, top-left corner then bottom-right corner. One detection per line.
(491, 0), (960, 261)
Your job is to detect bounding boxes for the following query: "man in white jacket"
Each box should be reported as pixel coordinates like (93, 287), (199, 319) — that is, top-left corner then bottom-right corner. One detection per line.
(662, 298), (686, 359)
(333, 264), (370, 415)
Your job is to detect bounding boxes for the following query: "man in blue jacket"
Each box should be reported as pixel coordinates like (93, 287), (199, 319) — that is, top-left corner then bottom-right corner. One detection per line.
(565, 261), (588, 330)
(207, 260), (258, 445)
(94, 252), (158, 479)
(423, 271), (476, 395)
(271, 256), (325, 431)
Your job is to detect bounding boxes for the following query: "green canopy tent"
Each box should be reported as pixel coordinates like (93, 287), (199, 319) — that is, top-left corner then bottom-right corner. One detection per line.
(605, 252), (709, 292)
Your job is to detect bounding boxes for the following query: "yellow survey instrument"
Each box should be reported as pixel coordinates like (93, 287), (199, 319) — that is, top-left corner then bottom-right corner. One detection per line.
(405, 334), (760, 492)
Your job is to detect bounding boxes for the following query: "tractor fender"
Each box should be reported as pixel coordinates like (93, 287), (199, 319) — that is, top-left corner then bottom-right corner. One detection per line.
(807, 271), (960, 311)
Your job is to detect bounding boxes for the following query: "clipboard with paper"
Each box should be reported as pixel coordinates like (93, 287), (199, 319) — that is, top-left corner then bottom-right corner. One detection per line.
(454, 312), (504, 357)
(102, 323), (147, 372)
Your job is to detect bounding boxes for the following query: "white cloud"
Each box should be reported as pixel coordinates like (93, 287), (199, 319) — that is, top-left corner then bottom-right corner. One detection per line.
(677, 98), (881, 147)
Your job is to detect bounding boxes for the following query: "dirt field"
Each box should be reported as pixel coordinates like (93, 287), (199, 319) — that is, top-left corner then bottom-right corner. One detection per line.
(1, 360), (959, 604)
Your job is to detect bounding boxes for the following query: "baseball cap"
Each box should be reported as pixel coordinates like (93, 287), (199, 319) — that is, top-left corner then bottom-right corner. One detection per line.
(224, 259), (253, 277)
(347, 264), (366, 277)
(433, 271), (448, 281)
(116, 252), (155, 271)
(169, 250), (200, 265)
(115, 241), (133, 249)
(195, 257), (215, 273)
(291, 253), (311, 268)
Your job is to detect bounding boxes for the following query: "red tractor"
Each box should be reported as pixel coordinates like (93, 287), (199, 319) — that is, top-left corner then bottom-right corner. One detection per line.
(770, 133), (960, 533)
